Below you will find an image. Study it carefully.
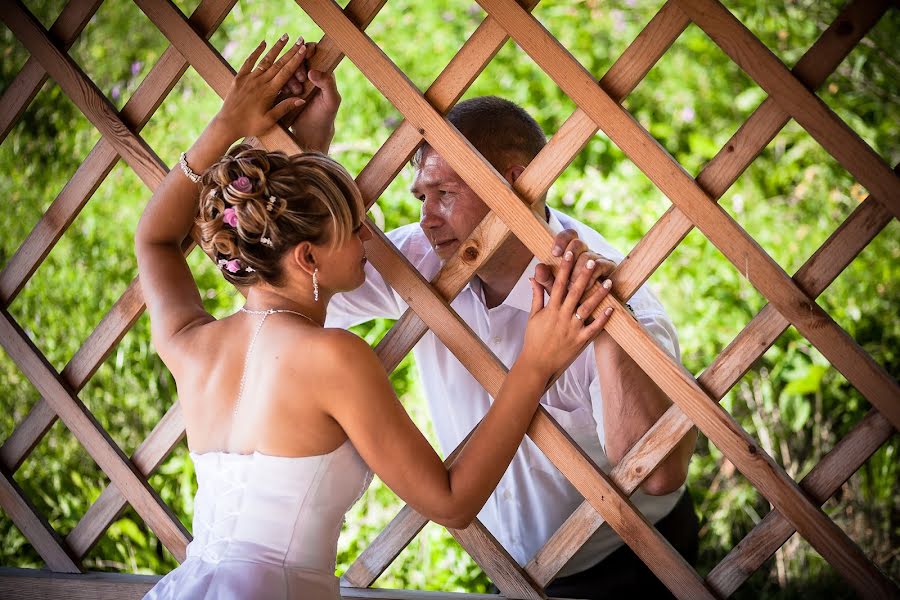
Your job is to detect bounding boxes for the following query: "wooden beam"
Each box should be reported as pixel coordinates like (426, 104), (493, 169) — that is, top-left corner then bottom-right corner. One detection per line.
(675, 0), (900, 220)
(0, 0), (236, 306)
(0, 308), (190, 561)
(301, 0), (895, 595)
(0, 0), (102, 144)
(0, 470), (80, 573)
(1, 1), (168, 190)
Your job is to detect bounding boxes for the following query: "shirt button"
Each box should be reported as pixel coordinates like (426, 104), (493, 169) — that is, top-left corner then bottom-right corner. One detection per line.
(503, 489), (512, 500)
(493, 336), (502, 344)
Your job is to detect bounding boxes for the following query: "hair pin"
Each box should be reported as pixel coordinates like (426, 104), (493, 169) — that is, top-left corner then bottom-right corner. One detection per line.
(267, 195), (276, 211)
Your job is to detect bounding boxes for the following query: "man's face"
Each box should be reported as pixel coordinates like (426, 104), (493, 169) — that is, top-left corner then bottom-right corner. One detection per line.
(410, 149), (490, 260)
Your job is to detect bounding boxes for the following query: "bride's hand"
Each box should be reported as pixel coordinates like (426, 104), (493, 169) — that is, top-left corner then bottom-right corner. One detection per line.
(520, 251), (614, 379)
(214, 36), (309, 140)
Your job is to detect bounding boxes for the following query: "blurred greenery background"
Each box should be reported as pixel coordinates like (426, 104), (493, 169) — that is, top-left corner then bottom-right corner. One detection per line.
(1, 0), (897, 597)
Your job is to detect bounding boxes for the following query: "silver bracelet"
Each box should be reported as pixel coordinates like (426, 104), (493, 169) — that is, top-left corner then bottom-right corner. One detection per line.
(179, 151), (202, 183)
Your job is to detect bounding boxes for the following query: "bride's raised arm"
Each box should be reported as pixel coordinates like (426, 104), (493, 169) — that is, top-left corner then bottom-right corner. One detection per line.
(134, 37), (330, 362)
(319, 253), (614, 529)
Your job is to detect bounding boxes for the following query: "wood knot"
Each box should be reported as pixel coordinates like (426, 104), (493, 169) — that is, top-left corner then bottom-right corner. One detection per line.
(747, 443), (757, 455)
(634, 465), (643, 475)
(417, 127), (425, 136)
(727, 144), (735, 153)
(835, 20), (853, 36)
(462, 244), (480, 262)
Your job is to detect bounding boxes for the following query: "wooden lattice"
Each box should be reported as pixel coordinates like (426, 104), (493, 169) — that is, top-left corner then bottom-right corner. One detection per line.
(0, 0), (897, 598)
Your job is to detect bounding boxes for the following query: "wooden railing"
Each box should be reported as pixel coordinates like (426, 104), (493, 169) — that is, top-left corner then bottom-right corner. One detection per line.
(0, 0), (896, 597)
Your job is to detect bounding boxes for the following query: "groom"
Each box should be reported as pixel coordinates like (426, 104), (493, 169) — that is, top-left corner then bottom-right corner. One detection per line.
(324, 96), (698, 597)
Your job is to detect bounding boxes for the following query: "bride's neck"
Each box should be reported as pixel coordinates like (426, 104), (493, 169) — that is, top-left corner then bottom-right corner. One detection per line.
(244, 286), (327, 326)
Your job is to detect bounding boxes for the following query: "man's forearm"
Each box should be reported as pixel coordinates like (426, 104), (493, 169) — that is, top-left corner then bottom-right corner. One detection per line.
(595, 331), (696, 495)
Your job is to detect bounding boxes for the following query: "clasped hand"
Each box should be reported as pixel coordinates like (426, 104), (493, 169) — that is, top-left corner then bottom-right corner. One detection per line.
(215, 35), (341, 152)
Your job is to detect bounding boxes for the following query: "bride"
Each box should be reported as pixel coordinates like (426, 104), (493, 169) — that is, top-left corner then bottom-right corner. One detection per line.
(138, 36), (613, 599)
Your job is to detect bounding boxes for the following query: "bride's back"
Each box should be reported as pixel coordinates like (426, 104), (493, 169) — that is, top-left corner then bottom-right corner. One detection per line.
(171, 312), (349, 458)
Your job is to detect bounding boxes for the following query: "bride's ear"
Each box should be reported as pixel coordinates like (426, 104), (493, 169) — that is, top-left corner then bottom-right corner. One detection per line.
(289, 241), (318, 276)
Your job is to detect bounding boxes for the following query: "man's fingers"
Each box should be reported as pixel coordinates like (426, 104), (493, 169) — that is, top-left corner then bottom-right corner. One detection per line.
(564, 238), (588, 260)
(237, 40), (266, 77)
(308, 69), (341, 106)
(534, 263), (554, 291)
(551, 229), (578, 258)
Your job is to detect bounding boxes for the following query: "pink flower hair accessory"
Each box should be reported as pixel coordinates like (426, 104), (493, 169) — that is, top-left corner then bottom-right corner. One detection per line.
(231, 176), (253, 193)
(218, 258), (255, 274)
(222, 207), (238, 228)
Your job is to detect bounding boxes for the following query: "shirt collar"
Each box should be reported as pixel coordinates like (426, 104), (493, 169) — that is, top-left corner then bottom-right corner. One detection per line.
(468, 208), (566, 313)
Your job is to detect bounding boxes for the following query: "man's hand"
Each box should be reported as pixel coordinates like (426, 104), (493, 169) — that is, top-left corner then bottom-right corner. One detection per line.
(535, 229), (616, 301)
(275, 41), (342, 153)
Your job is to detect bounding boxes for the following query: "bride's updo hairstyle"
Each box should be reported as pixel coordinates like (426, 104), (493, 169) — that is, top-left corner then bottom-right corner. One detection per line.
(196, 144), (364, 287)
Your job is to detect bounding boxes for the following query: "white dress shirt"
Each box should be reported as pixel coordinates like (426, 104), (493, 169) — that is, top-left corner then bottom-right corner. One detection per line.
(326, 208), (683, 577)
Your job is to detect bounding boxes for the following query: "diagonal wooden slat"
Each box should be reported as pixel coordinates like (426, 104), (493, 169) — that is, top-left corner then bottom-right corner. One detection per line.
(0, 308), (191, 560)
(359, 220), (713, 598)
(675, 0), (900, 220)
(347, 5), (688, 577)
(524, 1), (893, 580)
(0, 0), (102, 145)
(0, 0), (237, 306)
(1, 1), (168, 190)
(707, 409), (896, 597)
(0, 468), (80, 573)
(370, 0), (687, 374)
(66, 402), (185, 558)
(604, 0), (891, 298)
(477, 1), (897, 594)
(476, 0), (900, 434)
(528, 170), (897, 585)
(124, 2), (545, 593)
(300, 0), (895, 595)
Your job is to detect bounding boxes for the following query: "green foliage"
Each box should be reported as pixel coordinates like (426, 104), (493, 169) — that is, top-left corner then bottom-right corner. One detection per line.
(1, 0), (897, 596)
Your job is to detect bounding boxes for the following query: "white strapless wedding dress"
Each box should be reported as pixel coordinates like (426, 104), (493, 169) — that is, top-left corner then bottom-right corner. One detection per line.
(145, 308), (373, 599)
(145, 440), (372, 599)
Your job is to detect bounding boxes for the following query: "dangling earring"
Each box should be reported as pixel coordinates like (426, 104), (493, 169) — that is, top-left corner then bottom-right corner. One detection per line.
(312, 268), (319, 302)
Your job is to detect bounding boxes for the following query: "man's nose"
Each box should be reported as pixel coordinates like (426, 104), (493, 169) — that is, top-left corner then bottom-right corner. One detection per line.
(420, 197), (444, 229)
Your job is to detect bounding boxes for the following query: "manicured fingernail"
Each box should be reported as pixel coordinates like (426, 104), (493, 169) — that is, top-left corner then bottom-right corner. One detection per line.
(552, 245), (562, 257)
(603, 279), (613, 289)
(280, 33), (289, 42)
(564, 250), (573, 261)
(605, 307), (613, 316)
(586, 259), (595, 270)
(296, 36), (305, 45)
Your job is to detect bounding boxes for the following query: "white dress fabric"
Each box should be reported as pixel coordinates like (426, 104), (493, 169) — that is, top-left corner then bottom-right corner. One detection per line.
(144, 440), (372, 599)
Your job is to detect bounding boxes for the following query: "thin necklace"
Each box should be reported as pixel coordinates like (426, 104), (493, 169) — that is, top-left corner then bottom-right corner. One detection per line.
(231, 306), (321, 420)
(239, 306), (321, 326)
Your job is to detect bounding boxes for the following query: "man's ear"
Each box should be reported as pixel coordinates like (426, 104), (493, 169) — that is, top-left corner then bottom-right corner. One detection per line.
(289, 241), (318, 276)
(504, 164), (526, 185)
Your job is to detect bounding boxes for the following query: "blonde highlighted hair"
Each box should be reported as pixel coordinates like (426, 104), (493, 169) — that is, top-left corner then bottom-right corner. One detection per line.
(196, 144), (364, 286)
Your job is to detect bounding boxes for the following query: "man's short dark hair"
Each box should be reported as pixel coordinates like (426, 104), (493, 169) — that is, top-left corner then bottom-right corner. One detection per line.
(414, 96), (546, 171)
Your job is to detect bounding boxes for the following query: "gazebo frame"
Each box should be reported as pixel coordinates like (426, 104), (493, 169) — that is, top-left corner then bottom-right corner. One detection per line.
(0, 0), (897, 598)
